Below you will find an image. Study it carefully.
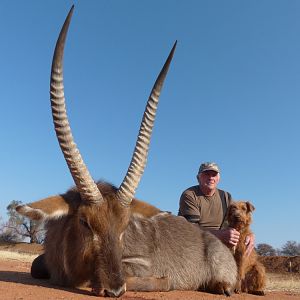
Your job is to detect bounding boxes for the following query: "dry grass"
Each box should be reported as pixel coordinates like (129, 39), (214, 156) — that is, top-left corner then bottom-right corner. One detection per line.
(0, 250), (38, 263)
(266, 272), (300, 293)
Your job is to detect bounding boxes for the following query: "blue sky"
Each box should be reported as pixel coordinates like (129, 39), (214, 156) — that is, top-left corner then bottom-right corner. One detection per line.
(0, 1), (299, 249)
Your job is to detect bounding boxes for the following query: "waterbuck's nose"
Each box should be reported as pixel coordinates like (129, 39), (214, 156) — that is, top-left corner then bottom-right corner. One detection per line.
(104, 283), (126, 297)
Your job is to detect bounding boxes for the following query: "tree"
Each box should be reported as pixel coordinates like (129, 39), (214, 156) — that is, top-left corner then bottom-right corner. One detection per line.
(256, 243), (276, 256)
(281, 241), (300, 256)
(3, 200), (44, 243)
(0, 216), (21, 242)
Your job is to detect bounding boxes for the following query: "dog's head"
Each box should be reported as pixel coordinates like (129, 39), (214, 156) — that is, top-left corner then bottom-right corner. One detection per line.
(227, 201), (255, 230)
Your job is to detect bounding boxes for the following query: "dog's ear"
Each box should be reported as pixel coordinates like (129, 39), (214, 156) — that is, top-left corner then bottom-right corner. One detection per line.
(246, 201), (255, 212)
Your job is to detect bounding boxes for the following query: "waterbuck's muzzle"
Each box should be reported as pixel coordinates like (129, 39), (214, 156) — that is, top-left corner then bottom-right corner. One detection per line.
(92, 283), (126, 297)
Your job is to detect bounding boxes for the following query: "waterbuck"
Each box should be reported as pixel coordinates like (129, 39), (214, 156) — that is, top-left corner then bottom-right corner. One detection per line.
(16, 6), (237, 297)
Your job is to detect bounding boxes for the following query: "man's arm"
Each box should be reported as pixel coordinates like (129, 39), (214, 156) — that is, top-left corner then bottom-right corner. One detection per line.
(245, 233), (255, 256)
(212, 229), (254, 255)
(209, 228), (240, 248)
(178, 191), (200, 223)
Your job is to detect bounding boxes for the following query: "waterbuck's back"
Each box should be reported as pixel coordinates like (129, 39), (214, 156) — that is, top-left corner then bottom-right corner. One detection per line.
(123, 213), (237, 291)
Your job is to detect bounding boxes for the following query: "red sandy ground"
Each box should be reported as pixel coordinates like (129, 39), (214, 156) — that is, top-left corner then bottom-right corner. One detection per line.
(0, 243), (299, 300)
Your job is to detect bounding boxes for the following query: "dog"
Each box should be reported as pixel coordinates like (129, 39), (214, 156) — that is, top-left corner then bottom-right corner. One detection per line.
(226, 201), (266, 296)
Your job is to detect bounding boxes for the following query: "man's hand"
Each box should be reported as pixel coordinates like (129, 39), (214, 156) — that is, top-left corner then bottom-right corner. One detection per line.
(211, 228), (255, 256)
(245, 233), (255, 256)
(211, 228), (240, 247)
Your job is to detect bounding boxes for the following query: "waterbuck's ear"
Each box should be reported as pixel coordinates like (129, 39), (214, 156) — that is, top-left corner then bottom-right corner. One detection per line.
(16, 195), (73, 221)
(246, 201), (255, 212)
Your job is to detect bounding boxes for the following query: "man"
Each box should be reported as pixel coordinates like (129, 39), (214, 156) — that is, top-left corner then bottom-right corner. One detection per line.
(178, 162), (254, 256)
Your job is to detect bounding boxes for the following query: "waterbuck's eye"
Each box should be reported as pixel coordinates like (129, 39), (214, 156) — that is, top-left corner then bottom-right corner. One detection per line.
(79, 218), (90, 229)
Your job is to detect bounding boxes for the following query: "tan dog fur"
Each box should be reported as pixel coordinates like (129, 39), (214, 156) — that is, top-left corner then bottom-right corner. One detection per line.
(227, 201), (266, 296)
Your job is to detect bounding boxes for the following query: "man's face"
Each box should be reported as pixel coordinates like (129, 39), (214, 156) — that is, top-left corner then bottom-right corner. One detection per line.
(197, 170), (220, 191)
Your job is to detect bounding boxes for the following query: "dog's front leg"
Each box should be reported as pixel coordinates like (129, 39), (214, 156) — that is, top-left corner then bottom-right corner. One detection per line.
(234, 250), (245, 294)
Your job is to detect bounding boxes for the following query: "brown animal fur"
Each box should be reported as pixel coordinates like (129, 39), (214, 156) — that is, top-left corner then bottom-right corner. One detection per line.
(227, 201), (266, 296)
(18, 181), (238, 297)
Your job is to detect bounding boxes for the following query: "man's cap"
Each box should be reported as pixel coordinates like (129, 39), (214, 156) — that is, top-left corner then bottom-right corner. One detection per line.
(198, 162), (220, 174)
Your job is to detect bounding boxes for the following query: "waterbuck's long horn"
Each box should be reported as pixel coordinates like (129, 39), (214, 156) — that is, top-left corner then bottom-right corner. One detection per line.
(117, 41), (177, 206)
(50, 6), (103, 204)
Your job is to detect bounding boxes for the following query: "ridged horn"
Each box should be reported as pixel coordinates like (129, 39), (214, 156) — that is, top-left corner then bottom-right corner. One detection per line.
(50, 6), (103, 204)
(117, 41), (177, 206)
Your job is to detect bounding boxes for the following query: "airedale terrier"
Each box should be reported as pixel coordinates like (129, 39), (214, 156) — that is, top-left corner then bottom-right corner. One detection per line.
(227, 201), (266, 296)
